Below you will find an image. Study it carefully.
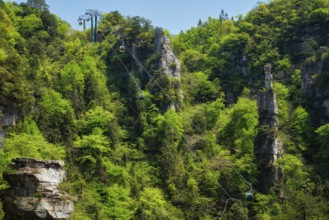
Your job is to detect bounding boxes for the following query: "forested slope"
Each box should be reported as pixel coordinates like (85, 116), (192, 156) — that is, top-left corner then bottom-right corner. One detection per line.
(1, 0), (329, 219)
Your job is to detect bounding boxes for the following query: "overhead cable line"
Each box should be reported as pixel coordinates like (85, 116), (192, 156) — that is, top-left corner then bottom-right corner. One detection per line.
(110, 30), (280, 218)
(112, 31), (254, 190)
(106, 35), (250, 218)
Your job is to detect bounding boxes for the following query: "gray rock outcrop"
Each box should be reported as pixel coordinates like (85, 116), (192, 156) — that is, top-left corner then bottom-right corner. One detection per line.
(0, 112), (17, 149)
(154, 28), (183, 111)
(323, 98), (329, 117)
(255, 64), (283, 194)
(299, 45), (329, 123)
(1, 158), (74, 220)
(155, 28), (181, 79)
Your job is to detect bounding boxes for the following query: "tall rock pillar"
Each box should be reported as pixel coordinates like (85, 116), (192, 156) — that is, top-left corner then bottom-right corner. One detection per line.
(255, 64), (283, 194)
(154, 28), (183, 111)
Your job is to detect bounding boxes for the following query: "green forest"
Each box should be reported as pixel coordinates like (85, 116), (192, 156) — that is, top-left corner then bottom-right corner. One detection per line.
(1, 0), (329, 219)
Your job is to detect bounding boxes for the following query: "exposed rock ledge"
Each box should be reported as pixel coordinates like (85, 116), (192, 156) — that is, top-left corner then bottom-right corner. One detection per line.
(1, 158), (74, 220)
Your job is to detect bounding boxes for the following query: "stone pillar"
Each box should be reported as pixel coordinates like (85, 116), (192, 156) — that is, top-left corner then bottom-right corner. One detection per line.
(264, 64), (273, 89)
(255, 64), (283, 194)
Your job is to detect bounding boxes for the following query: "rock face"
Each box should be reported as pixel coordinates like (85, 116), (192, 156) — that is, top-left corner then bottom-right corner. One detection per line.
(0, 112), (17, 149)
(323, 98), (329, 117)
(154, 28), (183, 111)
(299, 45), (329, 123)
(154, 28), (181, 79)
(255, 64), (283, 194)
(1, 158), (74, 220)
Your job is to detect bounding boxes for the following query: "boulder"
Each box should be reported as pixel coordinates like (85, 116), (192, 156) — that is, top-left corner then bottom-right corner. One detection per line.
(1, 158), (74, 220)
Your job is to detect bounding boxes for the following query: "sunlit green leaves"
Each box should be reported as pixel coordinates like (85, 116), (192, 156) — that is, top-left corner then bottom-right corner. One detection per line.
(19, 14), (42, 37)
(2, 118), (65, 174)
(219, 97), (258, 155)
(101, 184), (135, 219)
(291, 106), (312, 152)
(316, 123), (329, 158)
(38, 90), (75, 143)
(138, 187), (182, 219)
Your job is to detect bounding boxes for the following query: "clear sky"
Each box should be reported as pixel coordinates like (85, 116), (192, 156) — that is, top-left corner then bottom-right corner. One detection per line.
(6, 0), (265, 34)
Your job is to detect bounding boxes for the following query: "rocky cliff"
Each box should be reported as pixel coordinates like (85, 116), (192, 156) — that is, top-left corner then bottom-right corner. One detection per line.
(255, 64), (283, 194)
(154, 28), (183, 111)
(0, 112), (17, 149)
(154, 28), (181, 79)
(1, 158), (74, 220)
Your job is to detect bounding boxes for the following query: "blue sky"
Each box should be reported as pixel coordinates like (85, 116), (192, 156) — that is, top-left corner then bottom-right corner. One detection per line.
(6, 0), (265, 34)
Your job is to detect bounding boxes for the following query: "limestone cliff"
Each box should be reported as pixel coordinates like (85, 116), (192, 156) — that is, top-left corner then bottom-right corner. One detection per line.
(293, 32), (329, 124)
(255, 64), (283, 194)
(0, 112), (17, 149)
(1, 158), (74, 220)
(154, 28), (181, 79)
(154, 28), (183, 111)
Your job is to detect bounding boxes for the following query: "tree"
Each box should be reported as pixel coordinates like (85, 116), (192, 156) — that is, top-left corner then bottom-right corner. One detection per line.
(20, 14), (42, 35)
(156, 110), (185, 189)
(291, 106), (312, 152)
(205, 97), (224, 129)
(276, 154), (329, 219)
(187, 72), (217, 103)
(60, 60), (85, 114)
(137, 187), (182, 219)
(316, 123), (329, 158)
(0, 8), (33, 112)
(74, 128), (110, 178)
(3, 118), (65, 160)
(26, 0), (48, 10)
(101, 184), (135, 219)
(181, 49), (206, 72)
(218, 97), (258, 155)
(81, 56), (112, 109)
(38, 90), (75, 144)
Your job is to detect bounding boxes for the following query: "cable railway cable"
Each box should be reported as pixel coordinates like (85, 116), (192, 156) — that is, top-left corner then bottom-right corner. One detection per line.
(112, 31), (255, 194)
(112, 33), (181, 106)
(111, 31), (256, 195)
(107, 32), (280, 216)
(110, 44), (145, 100)
(108, 36), (240, 216)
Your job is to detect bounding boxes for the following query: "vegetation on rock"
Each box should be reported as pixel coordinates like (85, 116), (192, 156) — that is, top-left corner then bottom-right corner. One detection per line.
(1, 0), (329, 219)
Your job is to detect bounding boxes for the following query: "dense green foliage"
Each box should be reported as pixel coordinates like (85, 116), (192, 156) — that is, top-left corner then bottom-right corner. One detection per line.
(1, 0), (329, 219)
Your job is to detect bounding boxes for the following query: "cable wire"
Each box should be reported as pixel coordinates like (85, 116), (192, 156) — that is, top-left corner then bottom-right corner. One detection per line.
(113, 32), (254, 188)
(107, 35), (236, 211)
(112, 38), (259, 208)
(106, 32), (280, 217)
(109, 45), (141, 93)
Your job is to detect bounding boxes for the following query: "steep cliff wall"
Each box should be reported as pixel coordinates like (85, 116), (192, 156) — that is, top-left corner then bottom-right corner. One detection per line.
(154, 28), (183, 111)
(1, 158), (74, 220)
(255, 64), (283, 194)
(301, 55), (329, 124)
(154, 28), (181, 79)
(0, 112), (17, 149)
